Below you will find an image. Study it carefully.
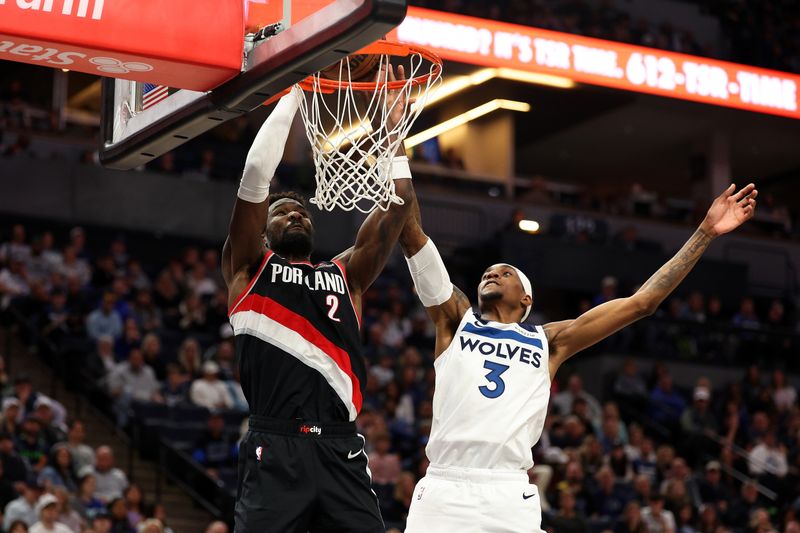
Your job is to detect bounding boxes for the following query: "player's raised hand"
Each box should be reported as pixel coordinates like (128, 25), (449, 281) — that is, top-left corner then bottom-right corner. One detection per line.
(701, 183), (758, 237)
(379, 62), (407, 132)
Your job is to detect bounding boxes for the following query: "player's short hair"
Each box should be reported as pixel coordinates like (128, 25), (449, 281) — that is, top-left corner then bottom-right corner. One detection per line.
(267, 191), (308, 210)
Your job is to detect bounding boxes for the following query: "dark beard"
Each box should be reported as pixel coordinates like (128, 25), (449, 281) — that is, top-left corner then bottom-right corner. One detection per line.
(271, 230), (313, 258)
(479, 289), (503, 303)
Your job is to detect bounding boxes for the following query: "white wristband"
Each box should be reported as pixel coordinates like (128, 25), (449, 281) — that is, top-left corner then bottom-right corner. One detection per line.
(391, 155), (412, 180)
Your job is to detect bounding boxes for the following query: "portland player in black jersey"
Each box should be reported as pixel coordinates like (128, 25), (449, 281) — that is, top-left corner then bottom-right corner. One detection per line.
(223, 65), (413, 533)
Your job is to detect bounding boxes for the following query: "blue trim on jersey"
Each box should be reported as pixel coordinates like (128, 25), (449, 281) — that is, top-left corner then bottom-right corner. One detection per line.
(462, 322), (544, 348)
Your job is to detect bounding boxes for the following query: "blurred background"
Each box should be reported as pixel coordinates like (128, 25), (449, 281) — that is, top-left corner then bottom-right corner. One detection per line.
(1, 0), (799, 532)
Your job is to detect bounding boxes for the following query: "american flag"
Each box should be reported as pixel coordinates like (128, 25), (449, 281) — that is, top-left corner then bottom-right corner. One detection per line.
(142, 83), (170, 110)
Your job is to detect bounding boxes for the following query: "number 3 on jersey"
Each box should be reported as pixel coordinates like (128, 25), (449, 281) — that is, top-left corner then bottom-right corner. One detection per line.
(479, 360), (509, 399)
(326, 294), (341, 322)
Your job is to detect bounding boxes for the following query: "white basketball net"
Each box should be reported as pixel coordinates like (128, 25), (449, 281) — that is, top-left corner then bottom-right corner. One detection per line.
(295, 52), (441, 213)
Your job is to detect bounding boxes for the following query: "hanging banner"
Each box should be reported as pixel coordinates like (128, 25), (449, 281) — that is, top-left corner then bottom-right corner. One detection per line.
(0, 0), (244, 90)
(392, 7), (800, 120)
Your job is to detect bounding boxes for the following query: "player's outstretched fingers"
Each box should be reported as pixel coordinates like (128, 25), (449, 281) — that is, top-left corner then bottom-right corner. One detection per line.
(734, 183), (756, 202)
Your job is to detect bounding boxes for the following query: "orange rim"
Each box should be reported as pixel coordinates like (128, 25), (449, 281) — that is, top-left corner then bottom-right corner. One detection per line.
(297, 40), (443, 93)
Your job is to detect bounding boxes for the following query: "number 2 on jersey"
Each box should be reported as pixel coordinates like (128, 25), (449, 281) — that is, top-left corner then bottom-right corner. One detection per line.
(479, 360), (509, 399)
(326, 294), (341, 322)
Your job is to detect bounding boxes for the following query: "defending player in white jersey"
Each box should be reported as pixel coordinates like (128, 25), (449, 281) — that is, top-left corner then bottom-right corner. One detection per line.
(399, 183), (757, 533)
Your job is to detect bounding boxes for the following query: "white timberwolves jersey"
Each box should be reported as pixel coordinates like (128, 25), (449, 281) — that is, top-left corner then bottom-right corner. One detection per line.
(426, 311), (551, 470)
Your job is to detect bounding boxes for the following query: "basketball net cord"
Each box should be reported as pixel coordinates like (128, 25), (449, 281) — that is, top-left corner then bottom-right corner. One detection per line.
(294, 52), (441, 213)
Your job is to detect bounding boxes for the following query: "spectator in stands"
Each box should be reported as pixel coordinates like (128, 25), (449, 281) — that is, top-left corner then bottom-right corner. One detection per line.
(544, 489), (587, 533)
(29, 492), (72, 533)
(697, 461), (730, 512)
(732, 297), (761, 330)
(189, 361), (233, 411)
(85, 293), (123, 342)
(177, 338), (202, 379)
(593, 275), (618, 307)
(2, 396), (21, 435)
(85, 336), (117, 386)
(1, 224), (31, 264)
(177, 293), (207, 333)
(749, 431), (788, 479)
(590, 465), (628, 520)
(615, 500), (647, 533)
(107, 497), (133, 533)
(32, 397), (66, 447)
(680, 386), (718, 464)
(369, 431), (401, 485)
(191, 413), (237, 478)
(0, 456), (18, 510)
(641, 493), (676, 533)
(26, 237), (53, 284)
(156, 364), (189, 407)
(0, 431), (30, 486)
(139, 333), (165, 382)
(613, 358), (648, 408)
(72, 467), (103, 519)
(16, 417), (48, 473)
(552, 374), (602, 425)
(53, 486), (82, 533)
(380, 471), (415, 527)
(649, 373), (687, 431)
(108, 348), (160, 427)
(186, 263), (217, 298)
(771, 370), (796, 413)
(91, 256), (117, 291)
(3, 480), (40, 530)
(0, 259), (31, 309)
(39, 232), (61, 272)
(130, 291), (161, 335)
(89, 511), (113, 533)
(57, 247), (90, 288)
(631, 474), (653, 506)
(122, 484), (144, 530)
(37, 444), (77, 492)
(64, 420), (95, 473)
(6, 520), (29, 533)
(725, 481), (761, 527)
(92, 446), (128, 503)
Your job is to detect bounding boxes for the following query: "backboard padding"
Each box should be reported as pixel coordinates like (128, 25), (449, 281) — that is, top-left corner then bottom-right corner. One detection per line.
(100, 0), (407, 170)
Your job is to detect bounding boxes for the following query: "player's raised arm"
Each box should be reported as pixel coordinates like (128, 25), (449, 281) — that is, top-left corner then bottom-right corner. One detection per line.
(545, 183), (758, 378)
(398, 183), (472, 357)
(223, 90), (299, 292)
(335, 65), (415, 306)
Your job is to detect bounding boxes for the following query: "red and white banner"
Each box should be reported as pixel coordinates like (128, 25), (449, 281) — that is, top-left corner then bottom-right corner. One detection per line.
(0, 0), (245, 90)
(391, 7), (800, 120)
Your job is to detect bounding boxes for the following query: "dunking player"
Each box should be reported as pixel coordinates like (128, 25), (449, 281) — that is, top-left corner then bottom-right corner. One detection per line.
(223, 66), (412, 533)
(399, 183), (757, 532)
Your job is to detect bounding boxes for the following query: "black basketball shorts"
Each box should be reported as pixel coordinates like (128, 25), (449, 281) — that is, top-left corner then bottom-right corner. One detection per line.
(234, 416), (385, 533)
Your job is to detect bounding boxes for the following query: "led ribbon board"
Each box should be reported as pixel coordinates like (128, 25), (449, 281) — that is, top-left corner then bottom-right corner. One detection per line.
(0, 0), (244, 91)
(391, 7), (800, 120)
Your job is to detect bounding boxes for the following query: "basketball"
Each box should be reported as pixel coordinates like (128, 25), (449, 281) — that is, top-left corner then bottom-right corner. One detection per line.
(320, 54), (381, 82)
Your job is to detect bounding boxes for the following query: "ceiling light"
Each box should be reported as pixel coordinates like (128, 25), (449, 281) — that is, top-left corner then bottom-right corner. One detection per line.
(404, 99), (530, 148)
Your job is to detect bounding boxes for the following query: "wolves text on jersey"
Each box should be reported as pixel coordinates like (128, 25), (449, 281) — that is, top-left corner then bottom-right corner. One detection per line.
(459, 336), (542, 367)
(269, 263), (346, 295)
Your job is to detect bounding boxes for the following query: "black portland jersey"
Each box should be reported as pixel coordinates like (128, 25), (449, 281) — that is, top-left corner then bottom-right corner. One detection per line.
(229, 251), (364, 422)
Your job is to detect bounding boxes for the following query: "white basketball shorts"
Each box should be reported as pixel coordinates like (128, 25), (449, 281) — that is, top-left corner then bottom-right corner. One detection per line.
(404, 464), (545, 533)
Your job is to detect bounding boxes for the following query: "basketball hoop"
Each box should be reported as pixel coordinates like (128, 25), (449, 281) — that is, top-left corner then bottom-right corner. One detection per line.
(294, 40), (443, 213)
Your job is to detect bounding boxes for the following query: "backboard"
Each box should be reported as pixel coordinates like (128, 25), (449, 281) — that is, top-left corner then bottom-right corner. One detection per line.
(100, 0), (407, 170)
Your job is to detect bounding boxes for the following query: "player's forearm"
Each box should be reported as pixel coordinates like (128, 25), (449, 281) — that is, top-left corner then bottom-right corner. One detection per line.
(635, 226), (715, 312)
(398, 182), (427, 257)
(237, 90), (299, 203)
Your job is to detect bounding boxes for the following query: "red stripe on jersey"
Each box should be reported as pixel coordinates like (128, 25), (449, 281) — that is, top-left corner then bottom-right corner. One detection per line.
(228, 251), (273, 316)
(234, 293), (363, 413)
